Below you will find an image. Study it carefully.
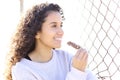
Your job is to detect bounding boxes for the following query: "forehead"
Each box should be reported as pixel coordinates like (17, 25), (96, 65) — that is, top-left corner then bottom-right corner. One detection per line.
(44, 11), (62, 23)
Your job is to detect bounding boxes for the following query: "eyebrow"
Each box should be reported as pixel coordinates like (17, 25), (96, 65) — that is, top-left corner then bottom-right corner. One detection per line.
(49, 22), (63, 25)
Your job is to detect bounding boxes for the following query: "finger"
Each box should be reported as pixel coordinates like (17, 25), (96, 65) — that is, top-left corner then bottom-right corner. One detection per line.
(75, 48), (83, 58)
(78, 48), (85, 59)
(82, 51), (88, 61)
(80, 49), (88, 60)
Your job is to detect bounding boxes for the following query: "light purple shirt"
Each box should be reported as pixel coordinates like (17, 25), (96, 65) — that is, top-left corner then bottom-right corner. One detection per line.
(12, 50), (97, 80)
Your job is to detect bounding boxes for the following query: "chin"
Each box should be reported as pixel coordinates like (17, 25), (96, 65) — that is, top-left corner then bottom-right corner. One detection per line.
(53, 47), (60, 50)
(54, 45), (61, 48)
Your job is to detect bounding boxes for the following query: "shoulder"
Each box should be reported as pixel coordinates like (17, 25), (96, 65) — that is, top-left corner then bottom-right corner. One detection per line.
(11, 59), (39, 79)
(11, 60), (30, 79)
(11, 59), (43, 80)
(11, 58), (36, 75)
(12, 59), (30, 73)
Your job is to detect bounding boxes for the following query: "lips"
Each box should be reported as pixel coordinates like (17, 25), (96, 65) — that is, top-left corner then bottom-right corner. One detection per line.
(55, 38), (62, 41)
(53, 37), (62, 48)
(54, 37), (62, 43)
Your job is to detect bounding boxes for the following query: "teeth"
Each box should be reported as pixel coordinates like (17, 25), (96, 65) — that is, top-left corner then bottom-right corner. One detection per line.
(55, 38), (62, 40)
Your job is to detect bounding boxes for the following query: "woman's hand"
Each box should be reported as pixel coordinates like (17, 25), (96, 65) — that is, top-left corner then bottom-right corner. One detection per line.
(72, 48), (88, 72)
(67, 41), (88, 72)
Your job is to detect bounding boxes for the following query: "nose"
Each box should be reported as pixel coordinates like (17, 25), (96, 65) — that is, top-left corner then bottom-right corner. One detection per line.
(57, 27), (64, 35)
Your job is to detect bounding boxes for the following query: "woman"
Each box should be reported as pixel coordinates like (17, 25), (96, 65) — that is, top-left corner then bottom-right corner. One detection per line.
(4, 3), (97, 80)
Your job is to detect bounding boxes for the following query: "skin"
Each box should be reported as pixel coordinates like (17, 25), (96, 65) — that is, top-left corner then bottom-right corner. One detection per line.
(29, 11), (88, 72)
(29, 11), (64, 63)
(72, 48), (88, 72)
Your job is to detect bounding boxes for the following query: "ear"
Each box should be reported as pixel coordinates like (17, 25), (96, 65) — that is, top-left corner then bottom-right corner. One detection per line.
(35, 32), (41, 39)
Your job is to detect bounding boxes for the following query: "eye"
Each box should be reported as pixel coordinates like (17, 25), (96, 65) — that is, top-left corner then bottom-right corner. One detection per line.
(60, 22), (63, 27)
(60, 24), (63, 27)
(52, 24), (57, 28)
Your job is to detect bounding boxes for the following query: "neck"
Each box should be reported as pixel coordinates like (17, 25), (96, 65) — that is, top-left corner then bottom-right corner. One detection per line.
(29, 44), (53, 63)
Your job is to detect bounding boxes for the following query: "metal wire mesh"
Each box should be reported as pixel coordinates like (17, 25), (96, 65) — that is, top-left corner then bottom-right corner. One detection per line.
(80, 0), (120, 80)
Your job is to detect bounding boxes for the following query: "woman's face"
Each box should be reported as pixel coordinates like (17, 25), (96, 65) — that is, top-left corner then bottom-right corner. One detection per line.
(36, 11), (64, 49)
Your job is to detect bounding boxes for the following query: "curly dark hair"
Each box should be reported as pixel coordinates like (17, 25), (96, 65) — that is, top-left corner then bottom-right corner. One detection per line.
(4, 3), (64, 80)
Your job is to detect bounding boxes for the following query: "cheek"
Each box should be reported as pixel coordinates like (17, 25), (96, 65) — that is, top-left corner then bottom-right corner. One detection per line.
(46, 29), (56, 37)
(40, 27), (56, 40)
(40, 31), (53, 40)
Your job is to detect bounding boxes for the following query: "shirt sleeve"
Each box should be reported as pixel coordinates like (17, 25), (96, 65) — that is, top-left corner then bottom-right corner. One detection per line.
(66, 67), (98, 80)
(64, 50), (98, 80)
(66, 67), (87, 80)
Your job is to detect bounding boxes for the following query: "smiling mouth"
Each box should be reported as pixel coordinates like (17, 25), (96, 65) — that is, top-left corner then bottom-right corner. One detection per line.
(55, 38), (62, 41)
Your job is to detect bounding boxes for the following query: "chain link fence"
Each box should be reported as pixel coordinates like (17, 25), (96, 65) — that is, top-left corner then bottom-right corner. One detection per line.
(79, 0), (120, 80)
(20, 0), (120, 80)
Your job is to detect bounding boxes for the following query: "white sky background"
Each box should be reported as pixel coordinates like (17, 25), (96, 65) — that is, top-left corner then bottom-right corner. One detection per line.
(0, 0), (20, 79)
